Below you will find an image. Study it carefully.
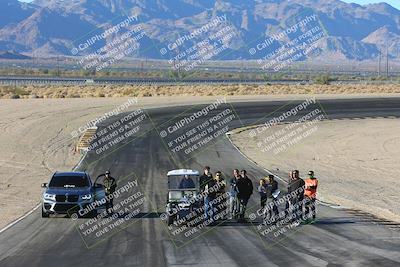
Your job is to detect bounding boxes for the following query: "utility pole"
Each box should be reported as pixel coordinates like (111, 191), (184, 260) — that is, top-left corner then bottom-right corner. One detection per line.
(386, 44), (389, 78)
(57, 56), (60, 77)
(378, 49), (381, 77)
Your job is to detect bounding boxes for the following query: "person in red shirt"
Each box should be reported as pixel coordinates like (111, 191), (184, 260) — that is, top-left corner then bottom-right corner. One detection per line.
(304, 170), (318, 221)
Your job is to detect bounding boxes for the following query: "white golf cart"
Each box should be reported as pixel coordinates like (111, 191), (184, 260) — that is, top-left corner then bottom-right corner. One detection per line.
(165, 169), (201, 226)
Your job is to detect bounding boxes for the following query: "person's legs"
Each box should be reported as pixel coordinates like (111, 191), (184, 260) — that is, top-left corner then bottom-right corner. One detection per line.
(261, 196), (267, 216)
(285, 196), (292, 219)
(215, 194), (225, 220)
(304, 197), (309, 220)
(266, 198), (278, 223)
(272, 198), (279, 219)
(238, 198), (247, 220)
(229, 196), (235, 219)
(264, 198), (272, 220)
(292, 196), (302, 222)
(234, 197), (239, 219)
(105, 193), (111, 214)
(311, 198), (316, 220)
(204, 196), (210, 220)
(204, 196), (214, 223)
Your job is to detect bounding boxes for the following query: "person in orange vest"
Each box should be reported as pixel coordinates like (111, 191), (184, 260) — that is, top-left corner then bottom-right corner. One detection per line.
(304, 170), (318, 221)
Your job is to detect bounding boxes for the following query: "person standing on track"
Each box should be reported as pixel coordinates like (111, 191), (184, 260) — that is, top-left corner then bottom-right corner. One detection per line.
(258, 178), (268, 213)
(200, 166), (216, 224)
(200, 166), (212, 193)
(286, 170), (305, 223)
(304, 170), (318, 221)
(228, 169), (240, 219)
(103, 170), (117, 215)
(237, 169), (253, 222)
(266, 174), (279, 222)
(214, 171), (227, 219)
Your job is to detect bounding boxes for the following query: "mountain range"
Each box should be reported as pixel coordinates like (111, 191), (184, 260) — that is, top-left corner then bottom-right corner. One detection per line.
(0, 0), (399, 63)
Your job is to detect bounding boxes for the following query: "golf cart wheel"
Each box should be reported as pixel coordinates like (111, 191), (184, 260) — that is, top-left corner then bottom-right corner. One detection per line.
(41, 207), (49, 218)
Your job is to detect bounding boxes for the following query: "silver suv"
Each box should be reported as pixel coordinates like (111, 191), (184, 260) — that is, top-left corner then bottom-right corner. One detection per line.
(41, 171), (105, 218)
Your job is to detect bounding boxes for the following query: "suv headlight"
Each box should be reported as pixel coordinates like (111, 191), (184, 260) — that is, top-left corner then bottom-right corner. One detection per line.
(81, 194), (92, 200)
(44, 193), (56, 201)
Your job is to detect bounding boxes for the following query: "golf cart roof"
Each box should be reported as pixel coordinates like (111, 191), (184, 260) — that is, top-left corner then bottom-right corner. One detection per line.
(167, 169), (199, 176)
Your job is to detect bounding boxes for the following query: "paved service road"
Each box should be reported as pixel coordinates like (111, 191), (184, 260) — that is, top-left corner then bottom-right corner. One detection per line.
(1, 97), (400, 266)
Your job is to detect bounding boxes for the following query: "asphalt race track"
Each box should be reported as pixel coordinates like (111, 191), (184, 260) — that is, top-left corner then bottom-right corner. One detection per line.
(1, 97), (400, 266)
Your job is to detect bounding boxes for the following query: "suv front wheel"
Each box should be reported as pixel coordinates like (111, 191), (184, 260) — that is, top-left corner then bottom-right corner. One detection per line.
(42, 207), (49, 218)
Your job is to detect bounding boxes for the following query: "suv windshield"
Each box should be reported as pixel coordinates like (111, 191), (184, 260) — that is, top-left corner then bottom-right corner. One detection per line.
(49, 175), (89, 188)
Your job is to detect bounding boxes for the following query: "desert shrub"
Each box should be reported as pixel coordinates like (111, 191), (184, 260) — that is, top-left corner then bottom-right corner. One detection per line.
(314, 74), (332, 85)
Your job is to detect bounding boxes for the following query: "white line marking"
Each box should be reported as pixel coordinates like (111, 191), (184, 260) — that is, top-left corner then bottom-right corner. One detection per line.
(0, 203), (41, 235)
(225, 132), (286, 184)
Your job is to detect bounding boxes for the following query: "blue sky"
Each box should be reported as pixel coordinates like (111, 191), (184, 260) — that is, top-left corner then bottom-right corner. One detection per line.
(17, 0), (400, 10)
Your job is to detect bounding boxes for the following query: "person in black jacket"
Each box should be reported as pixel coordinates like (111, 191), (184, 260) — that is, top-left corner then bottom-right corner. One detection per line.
(286, 170), (305, 223)
(200, 166), (216, 223)
(199, 166), (212, 193)
(236, 170), (253, 222)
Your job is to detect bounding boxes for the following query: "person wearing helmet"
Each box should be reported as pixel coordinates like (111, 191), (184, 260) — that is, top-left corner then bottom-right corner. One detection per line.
(103, 170), (117, 214)
(304, 170), (318, 221)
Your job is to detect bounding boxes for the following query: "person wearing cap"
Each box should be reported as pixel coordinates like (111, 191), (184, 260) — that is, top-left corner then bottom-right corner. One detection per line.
(286, 170), (305, 223)
(304, 171), (318, 221)
(103, 170), (117, 214)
